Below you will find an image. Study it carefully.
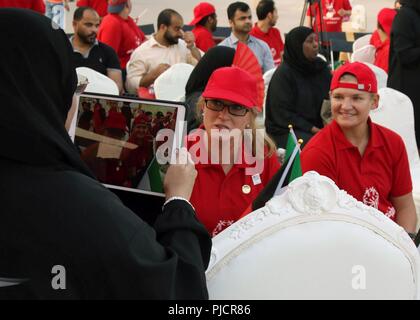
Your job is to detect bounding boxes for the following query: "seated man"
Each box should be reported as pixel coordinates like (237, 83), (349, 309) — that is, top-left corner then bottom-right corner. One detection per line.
(126, 9), (201, 95)
(301, 62), (417, 236)
(71, 6), (123, 93)
(218, 1), (274, 73)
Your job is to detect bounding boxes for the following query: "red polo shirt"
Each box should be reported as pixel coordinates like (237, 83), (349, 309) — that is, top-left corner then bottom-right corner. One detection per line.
(76, 0), (108, 18)
(192, 25), (215, 52)
(301, 119), (412, 220)
(98, 14), (145, 69)
(0, 0), (45, 13)
(187, 130), (280, 236)
(250, 24), (284, 66)
(306, 0), (352, 32)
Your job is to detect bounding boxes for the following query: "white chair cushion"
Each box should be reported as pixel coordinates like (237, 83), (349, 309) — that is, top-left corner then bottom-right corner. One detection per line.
(76, 67), (119, 96)
(351, 44), (376, 64)
(362, 62), (388, 89)
(206, 172), (420, 299)
(154, 63), (194, 102)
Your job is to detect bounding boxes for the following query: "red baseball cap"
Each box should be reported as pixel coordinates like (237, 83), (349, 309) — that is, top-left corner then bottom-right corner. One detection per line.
(189, 2), (216, 26)
(202, 66), (259, 110)
(108, 0), (128, 14)
(330, 62), (378, 94)
(378, 8), (397, 37)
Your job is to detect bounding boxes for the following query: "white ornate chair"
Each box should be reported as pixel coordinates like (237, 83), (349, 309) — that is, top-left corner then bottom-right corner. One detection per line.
(153, 63), (194, 102)
(206, 172), (420, 299)
(352, 34), (372, 52)
(370, 88), (420, 228)
(75, 67), (119, 95)
(363, 62), (388, 89)
(351, 45), (376, 65)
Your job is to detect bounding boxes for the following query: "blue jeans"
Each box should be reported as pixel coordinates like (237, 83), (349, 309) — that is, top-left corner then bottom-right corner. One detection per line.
(45, 1), (65, 29)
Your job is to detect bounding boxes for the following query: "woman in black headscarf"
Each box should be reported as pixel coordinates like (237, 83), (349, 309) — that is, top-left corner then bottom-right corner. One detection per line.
(388, 0), (420, 147)
(184, 45), (235, 131)
(265, 26), (331, 149)
(0, 9), (210, 299)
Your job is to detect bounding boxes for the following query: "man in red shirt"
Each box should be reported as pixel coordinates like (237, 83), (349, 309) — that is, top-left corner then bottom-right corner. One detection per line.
(98, 0), (145, 71)
(301, 62), (417, 235)
(250, 0), (284, 66)
(76, 0), (108, 18)
(189, 2), (217, 52)
(0, 0), (45, 14)
(305, 0), (352, 33)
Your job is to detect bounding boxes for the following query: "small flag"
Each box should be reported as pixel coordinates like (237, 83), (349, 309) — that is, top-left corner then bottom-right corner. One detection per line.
(137, 156), (164, 193)
(251, 126), (303, 212)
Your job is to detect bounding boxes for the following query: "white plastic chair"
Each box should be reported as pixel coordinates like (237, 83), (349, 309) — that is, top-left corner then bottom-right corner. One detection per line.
(362, 62), (388, 89)
(206, 172), (420, 299)
(75, 67), (119, 96)
(352, 34), (372, 52)
(370, 88), (420, 228)
(153, 63), (194, 102)
(351, 44), (376, 64)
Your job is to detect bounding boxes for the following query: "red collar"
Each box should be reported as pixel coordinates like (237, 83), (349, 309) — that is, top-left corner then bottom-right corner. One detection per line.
(331, 118), (384, 151)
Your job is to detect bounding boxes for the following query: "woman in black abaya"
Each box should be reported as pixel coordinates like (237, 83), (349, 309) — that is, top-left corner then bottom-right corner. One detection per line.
(265, 26), (331, 149)
(0, 9), (211, 299)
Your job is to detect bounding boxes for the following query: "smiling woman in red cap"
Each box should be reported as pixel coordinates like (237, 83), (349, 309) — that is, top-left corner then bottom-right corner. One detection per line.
(187, 66), (280, 236)
(301, 62), (417, 236)
(190, 2), (217, 52)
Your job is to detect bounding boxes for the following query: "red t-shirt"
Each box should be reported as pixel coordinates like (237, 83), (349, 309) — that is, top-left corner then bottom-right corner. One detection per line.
(187, 130), (281, 236)
(306, 0), (352, 32)
(301, 119), (412, 220)
(370, 31), (390, 73)
(192, 25), (215, 52)
(98, 14), (145, 69)
(250, 24), (284, 66)
(0, 0), (45, 14)
(76, 0), (108, 17)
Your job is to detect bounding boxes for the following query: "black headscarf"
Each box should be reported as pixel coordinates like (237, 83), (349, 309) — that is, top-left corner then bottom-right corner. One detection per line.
(185, 46), (236, 95)
(283, 26), (327, 75)
(0, 9), (93, 177)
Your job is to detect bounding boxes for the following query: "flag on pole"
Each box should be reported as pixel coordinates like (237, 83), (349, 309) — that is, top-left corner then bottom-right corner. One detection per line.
(137, 156), (164, 193)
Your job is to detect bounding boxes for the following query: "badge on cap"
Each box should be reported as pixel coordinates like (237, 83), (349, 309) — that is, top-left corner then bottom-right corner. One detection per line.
(242, 184), (251, 194)
(357, 84), (364, 90)
(251, 174), (262, 186)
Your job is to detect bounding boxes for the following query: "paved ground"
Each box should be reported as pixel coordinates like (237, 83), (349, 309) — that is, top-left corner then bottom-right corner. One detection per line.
(66, 0), (395, 34)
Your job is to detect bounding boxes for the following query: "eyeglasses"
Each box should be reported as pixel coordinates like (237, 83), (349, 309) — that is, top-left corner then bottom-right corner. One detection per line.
(204, 99), (249, 117)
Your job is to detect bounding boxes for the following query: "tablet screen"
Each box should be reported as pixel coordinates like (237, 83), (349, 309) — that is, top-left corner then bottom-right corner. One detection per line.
(71, 93), (186, 197)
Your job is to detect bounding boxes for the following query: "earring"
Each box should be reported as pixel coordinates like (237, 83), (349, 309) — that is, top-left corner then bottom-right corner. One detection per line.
(245, 124), (251, 129)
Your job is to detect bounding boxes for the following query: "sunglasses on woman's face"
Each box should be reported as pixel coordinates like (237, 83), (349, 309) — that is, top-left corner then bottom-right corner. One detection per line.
(204, 99), (249, 116)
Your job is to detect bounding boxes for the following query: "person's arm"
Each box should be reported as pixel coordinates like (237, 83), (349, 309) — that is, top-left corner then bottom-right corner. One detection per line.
(391, 12), (420, 65)
(265, 67), (317, 134)
(139, 63), (170, 88)
(261, 42), (275, 73)
(392, 193), (417, 233)
(183, 31), (202, 62)
(107, 69), (124, 94)
(125, 48), (147, 93)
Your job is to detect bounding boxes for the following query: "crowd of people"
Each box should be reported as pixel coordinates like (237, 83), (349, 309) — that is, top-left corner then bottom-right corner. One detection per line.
(0, 0), (419, 299)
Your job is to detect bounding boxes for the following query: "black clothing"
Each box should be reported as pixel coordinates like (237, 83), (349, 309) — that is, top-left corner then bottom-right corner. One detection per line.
(185, 46), (235, 132)
(0, 9), (211, 300)
(72, 41), (121, 76)
(387, 4), (420, 144)
(265, 26), (331, 148)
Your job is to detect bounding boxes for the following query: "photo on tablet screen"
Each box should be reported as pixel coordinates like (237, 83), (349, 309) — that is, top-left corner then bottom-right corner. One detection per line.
(71, 93), (185, 197)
